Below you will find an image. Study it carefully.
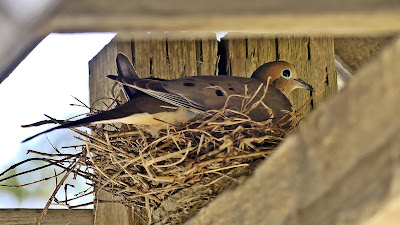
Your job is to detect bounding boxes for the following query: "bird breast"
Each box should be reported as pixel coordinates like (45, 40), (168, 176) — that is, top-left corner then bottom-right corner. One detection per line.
(93, 107), (198, 127)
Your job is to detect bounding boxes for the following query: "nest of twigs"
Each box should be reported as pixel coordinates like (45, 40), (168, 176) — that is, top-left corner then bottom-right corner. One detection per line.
(1, 85), (300, 225)
(80, 85), (297, 224)
(86, 109), (292, 224)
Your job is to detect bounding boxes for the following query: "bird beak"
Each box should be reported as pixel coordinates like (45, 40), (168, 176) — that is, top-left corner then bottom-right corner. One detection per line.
(294, 78), (314, 92)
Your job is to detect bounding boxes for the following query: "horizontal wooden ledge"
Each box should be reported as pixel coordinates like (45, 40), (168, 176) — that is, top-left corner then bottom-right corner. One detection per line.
(43, 13), (400, 35)
(0, 209), (93, 225)
(53, 0), (400, 15)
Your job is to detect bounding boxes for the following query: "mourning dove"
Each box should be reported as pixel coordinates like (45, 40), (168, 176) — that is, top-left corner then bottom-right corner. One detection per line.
(22, 53), (313, 142)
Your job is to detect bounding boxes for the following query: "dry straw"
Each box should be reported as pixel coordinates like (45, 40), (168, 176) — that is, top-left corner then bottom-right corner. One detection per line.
(1, 84), (302, 224)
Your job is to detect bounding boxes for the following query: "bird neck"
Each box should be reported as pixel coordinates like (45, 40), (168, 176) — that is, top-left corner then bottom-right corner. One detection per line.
(272, 79), (293, 97)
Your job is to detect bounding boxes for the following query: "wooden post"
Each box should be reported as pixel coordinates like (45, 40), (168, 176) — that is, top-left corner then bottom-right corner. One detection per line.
(131, 32), (219, 78)
(89, 33), (132, 110)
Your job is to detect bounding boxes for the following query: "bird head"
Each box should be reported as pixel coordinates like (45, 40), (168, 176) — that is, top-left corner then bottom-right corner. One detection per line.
(251, 61), (314, 97)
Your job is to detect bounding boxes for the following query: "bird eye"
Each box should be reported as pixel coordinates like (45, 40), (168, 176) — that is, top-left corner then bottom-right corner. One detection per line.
(281, 69), (291, 79)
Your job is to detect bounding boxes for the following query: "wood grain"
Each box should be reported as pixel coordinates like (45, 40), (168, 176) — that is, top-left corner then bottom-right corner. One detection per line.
(41, 0), (400, 34)
(131, 33), (218, 79)
(335, 35), (396, 72)
(0, 209), (92, 225)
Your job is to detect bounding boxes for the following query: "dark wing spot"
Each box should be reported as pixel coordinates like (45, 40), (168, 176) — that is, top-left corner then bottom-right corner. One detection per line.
(209, 83), (215, 86)
(215, 90), (224, 96)
(183, 82), (195, 87)
(229, 87), (234, 90)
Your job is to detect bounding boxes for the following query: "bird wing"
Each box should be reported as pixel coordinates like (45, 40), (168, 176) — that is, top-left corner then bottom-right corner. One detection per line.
(110, 54), (289, 115)
(115, 53), (140, 99)
(160, 75), (292, 121)
(112, 74), (292, 120)
(161, 76), (258, 110)
(108, 75), (207, 112)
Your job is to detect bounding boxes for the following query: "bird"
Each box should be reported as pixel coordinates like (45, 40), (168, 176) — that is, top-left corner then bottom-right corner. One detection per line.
(22, 53), (313, 142)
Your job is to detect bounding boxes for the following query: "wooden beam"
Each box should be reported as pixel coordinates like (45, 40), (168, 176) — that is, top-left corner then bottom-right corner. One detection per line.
(3, 0), (400, 86)
(334, 36), (397, 87)
(334, 35), (397, 72)
(40, 0), (400, 34)
(0, 0), (60, 84)
(89, 33), (132, 110)
(186, 37), (400, 225)
(0, 209), (92, 225)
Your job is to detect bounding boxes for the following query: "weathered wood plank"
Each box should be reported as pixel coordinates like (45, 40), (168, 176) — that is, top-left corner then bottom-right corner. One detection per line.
(186, 37), (400, 225)
(221, 33), (276, 77)
(0, 0), (59, 84)
(132, 33), (218, 79)
(52, 0), (400, 17)
(3, 0), (400, 86)
(42, 0), (400, 34)
(3, 2), (400, 87)
(0, 209), (92, 225)
(222, 34), (336, 118)
(89, 33), (131, 110)
(334, 35), (396, 73)
(196, 37), (220, 75)
(277, 36), (336, 118)
(364, 195), (400, 225)
(334, 35), (396, 87)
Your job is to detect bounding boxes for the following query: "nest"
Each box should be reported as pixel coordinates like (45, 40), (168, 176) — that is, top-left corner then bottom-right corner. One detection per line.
(1, 85), (301, 224)
(87, 109), (292, 224)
